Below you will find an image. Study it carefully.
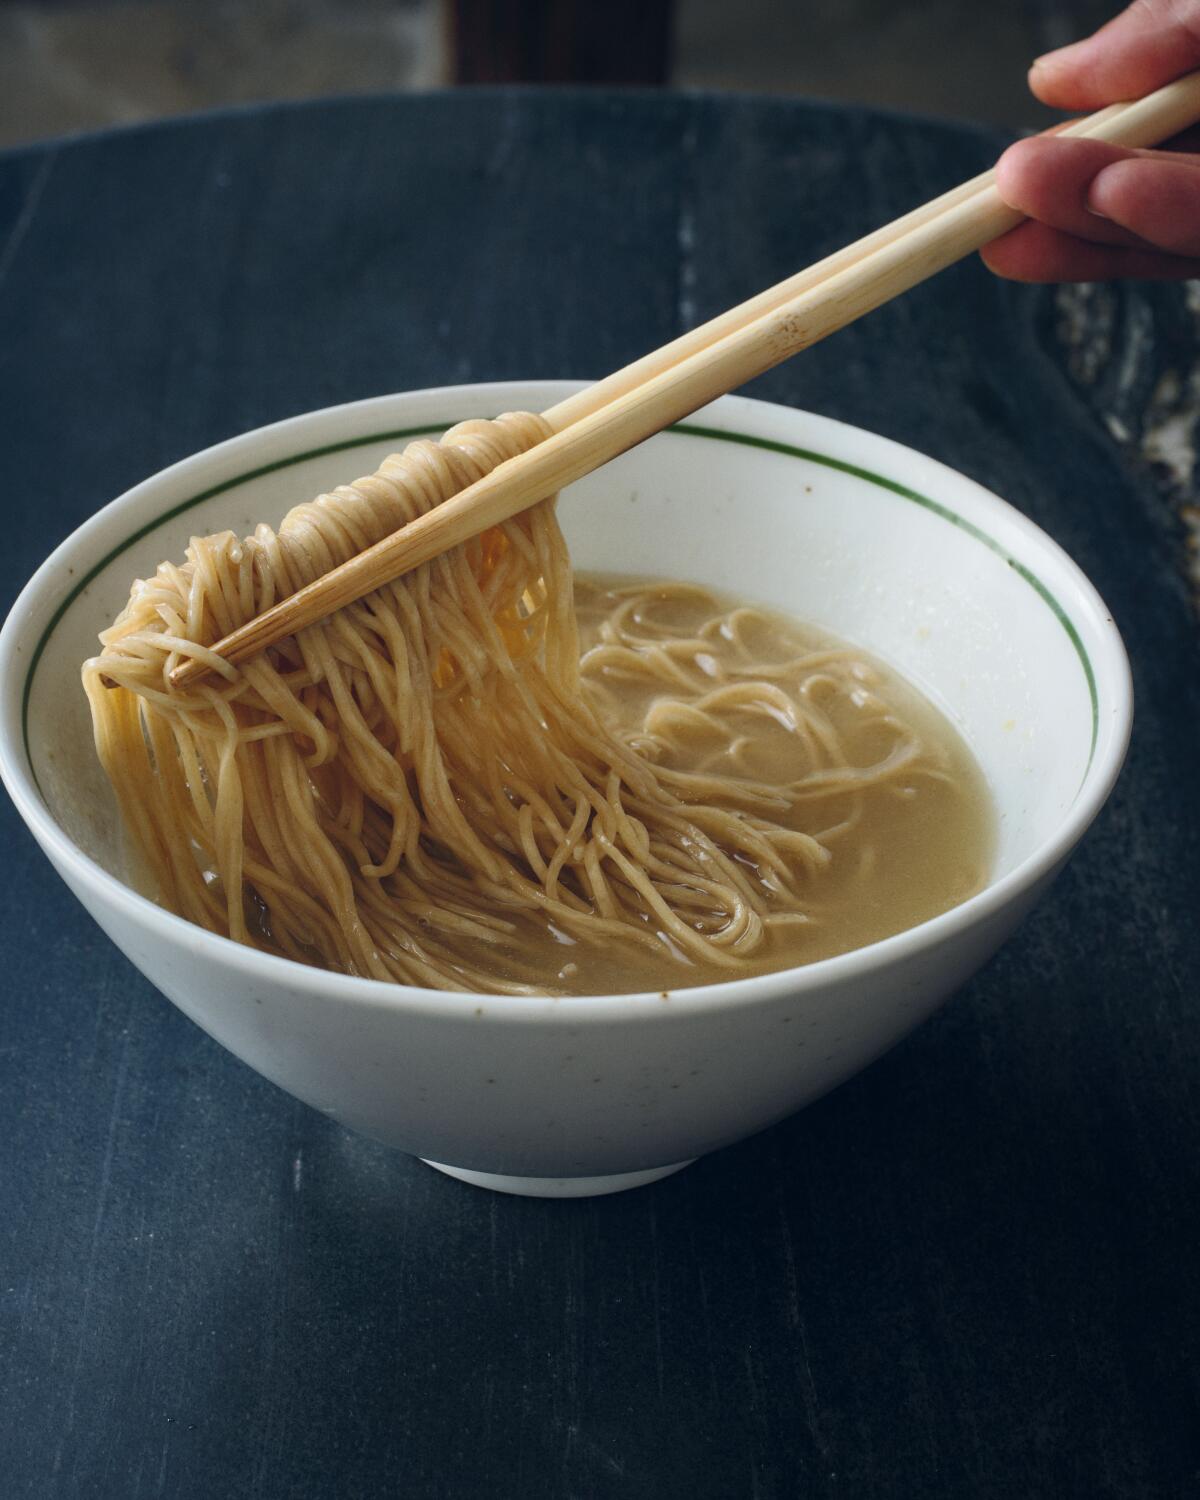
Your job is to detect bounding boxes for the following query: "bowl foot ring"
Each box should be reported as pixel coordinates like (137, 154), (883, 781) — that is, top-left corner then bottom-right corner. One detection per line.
(421, 1158), (694, 1197)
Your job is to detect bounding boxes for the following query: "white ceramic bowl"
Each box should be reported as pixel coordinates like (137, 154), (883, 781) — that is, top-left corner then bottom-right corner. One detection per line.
(0, 382), (1131, 1196)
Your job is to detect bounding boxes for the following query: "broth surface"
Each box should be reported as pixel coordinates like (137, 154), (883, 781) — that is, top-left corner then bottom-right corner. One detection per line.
(476, 574), (994, 995)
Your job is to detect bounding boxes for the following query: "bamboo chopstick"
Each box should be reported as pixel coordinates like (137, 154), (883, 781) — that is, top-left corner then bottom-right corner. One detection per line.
(542, 101), (1135, 433)
(169, 70), (1200, 689)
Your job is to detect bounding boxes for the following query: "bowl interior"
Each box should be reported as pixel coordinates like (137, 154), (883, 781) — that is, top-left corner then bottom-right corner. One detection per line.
(15, 386), (1121, 926)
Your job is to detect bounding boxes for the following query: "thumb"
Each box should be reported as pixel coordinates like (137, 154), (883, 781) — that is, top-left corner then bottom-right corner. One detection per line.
(1030, 0), (1200, 110)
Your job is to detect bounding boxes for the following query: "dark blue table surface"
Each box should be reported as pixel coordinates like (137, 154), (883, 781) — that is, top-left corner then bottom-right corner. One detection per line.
(1, 90), (1198, 1500)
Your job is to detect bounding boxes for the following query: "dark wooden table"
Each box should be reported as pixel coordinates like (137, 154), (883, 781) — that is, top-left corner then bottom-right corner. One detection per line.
(2, 90), (1198, 1500)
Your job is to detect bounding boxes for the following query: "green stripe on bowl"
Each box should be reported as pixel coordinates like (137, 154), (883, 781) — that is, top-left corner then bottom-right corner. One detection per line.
(21, 419), (1101, 785)
(676, 422), (1101, 764)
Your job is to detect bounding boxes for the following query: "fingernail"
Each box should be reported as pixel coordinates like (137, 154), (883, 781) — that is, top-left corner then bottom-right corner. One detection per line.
(1087, 162), (1117, 218)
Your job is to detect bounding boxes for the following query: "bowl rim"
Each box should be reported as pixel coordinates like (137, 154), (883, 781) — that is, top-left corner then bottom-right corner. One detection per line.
(0, 381), (1133, 1023)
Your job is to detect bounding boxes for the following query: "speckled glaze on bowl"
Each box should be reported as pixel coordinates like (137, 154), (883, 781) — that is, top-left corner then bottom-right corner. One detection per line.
(0, 382), (1132, 1196)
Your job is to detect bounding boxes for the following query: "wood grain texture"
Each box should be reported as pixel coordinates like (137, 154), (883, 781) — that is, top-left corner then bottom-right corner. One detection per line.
(1, 90), (1199, 1500)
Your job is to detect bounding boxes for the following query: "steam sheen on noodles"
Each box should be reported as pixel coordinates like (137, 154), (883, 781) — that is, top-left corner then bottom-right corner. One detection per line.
(83, 413), (968, 996)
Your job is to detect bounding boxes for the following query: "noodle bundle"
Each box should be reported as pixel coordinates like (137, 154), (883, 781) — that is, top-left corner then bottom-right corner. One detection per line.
(84, 413), (956, 995)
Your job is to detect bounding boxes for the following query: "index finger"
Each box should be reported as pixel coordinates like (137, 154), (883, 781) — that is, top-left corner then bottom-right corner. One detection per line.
(1030, 5), (1200, 111)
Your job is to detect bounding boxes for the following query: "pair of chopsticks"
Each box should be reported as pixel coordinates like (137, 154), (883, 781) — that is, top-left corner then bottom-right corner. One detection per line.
(170, 70), (1200, 690)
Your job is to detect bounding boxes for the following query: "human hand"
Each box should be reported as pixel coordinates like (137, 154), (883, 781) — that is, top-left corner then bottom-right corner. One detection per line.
(982, 0), (1200, 281)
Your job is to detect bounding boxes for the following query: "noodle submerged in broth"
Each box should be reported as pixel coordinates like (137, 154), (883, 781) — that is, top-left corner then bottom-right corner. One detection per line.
(572, 577), (992, 989)
(84, 414), (992, 996)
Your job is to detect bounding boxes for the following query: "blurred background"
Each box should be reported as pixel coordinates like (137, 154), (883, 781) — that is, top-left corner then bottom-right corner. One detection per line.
(0, 0), (1121, 151)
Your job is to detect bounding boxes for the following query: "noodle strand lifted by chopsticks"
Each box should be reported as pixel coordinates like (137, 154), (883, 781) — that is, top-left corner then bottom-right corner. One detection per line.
(84, 413), (936, 995)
